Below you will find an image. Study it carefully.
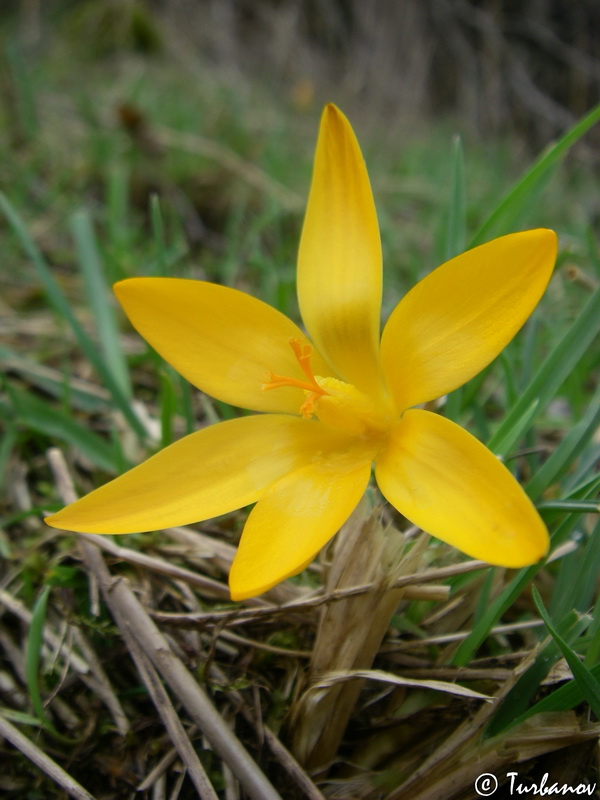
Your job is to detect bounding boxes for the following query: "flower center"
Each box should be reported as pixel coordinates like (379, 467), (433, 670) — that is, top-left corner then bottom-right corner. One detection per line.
(262, 338), (393, 438)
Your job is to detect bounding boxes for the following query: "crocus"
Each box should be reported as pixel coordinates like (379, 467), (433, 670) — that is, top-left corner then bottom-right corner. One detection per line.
(46, 105), (557, 600)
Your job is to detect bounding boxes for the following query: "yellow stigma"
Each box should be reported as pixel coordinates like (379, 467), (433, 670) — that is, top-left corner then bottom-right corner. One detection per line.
(263, 339), (393, 438)
(262, 338), (329, 417)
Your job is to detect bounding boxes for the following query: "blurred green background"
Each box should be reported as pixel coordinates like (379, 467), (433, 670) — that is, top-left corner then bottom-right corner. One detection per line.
(2, 0), (598, 469)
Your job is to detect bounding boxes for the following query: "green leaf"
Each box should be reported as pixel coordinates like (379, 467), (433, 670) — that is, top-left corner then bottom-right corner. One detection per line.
(550, 518), (600, 621)
(5, 42), (37, 140)
(106, 165), (131, 262)
(150, 193), (168, 276)
(584, 591), (600, 668)
(536, 500), (599, 513)
(25, 586), (52, 724)
(444, 135), (466, 261)
(486, 610), (590, 737)
(0, 192), (146, 442)
(159, 370), (176, 449)
(71, 210), (132, 400)
(508, 662), (600, 727)
(532, 586), (600, 718)
(0, 421), (18, 494)
(470, 102), (600, 245)
(0, 342), (110, 413)
(24, 587), (79, 743)
(8, 384), (122, 474)
(452, 565), (540, 667)
(488, 283), (600, 455)
(179, 374), (195, 436)
(490, 399), (539, 459)
(526, 382), (600, 501)
(0, 708), (46, 728)
(565, 462), (600, 498)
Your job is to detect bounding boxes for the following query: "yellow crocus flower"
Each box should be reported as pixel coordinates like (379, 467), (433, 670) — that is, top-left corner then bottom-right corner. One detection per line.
(46, 105), (557, 601)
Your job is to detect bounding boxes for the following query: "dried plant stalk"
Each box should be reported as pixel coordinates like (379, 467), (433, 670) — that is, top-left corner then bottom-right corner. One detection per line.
(47, 447), (282, 800)
(290, 501), (426, 768)
(0, 714), (95, 800)
(387, 712), (600, 800)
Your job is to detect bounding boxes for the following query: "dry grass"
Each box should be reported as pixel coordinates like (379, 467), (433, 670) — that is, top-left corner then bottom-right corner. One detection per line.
(0, 430), (596, 797)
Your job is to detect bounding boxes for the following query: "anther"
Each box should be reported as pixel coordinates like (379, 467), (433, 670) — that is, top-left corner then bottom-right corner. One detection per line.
(261, 338), (329, 401)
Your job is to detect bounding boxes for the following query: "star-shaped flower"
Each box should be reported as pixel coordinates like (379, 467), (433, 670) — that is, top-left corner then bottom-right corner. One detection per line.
(46, 105), (557, 600)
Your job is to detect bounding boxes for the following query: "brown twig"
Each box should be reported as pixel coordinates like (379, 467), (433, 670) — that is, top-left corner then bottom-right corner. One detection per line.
(120, 626), (219, 799)
(0, 713), (96, 800)
(209, 664), (327, 800)
(47, 447), (282, 800)
(75, 532), (231, 600)
(151, 562), (480, 628)
(382, 618), (546, 650)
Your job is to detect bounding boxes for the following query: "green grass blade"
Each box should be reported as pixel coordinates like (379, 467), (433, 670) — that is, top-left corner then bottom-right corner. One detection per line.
(71, 210), (132, 400)
(452, 566), (539, 667)
(0, 423), (18, 494)
(0, 708), (46, 727)
(568, 466), (600, 498)
(490, 399), (539, 459)
(507, 662), (600, 728)
(106, 166), (131, 266)
(526, 383), (600, 501)
(550, 518), (600, 621)
(470, 103), (600, 245)
(444, 135), (466, 261)
(0, 343), (110, 413)
(25, 587), (78, 742)
(486, 610), (589, 737)
(0, 192), (146, 442)
(150, 193), (168, 276)
(25, 586), (52, 724)
(8, 385), (122, 474)
(536, 500), (599, 513)
(488, 284), (600, 454)
(472, 568), (494, 627)
(532, 586), (600, 718)
(5, 42), (37, 140)
(584, 591), (600, 667)
(565, 461), (600, 497)
(499, 350), (519, 409)
(179, 374), (195, 436)
(159, 371), (176, 449)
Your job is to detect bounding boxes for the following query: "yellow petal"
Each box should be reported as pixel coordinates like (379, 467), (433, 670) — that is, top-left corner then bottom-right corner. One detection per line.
(45, 415), (344, 534)
(381, 230), (557, 411)
(375, 409), (548, 567)
(229, 452), (372, 600)
(297, 104), (384, 396)
(114, 278), (332, 414)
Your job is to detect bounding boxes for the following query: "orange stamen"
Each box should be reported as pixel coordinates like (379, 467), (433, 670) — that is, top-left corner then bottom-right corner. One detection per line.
(262, 338), (329, 402)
